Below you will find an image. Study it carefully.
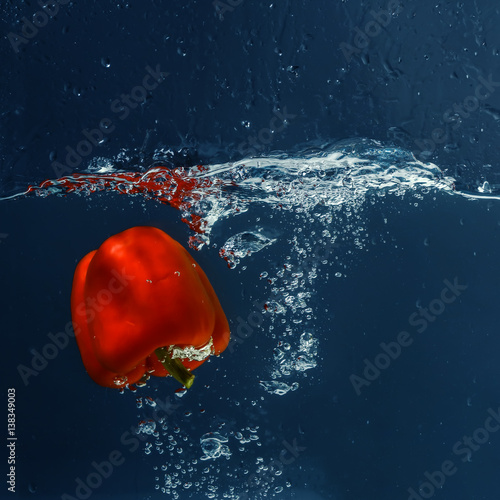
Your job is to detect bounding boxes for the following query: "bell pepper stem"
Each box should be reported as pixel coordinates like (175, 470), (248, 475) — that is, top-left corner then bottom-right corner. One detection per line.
(154, 347), (195, 389)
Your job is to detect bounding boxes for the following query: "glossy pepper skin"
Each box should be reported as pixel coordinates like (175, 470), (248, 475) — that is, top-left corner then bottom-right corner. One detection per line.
(71, 226), (230, 389)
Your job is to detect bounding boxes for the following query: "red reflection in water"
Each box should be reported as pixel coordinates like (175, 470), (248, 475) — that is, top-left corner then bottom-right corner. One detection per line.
(26, 166), (216, 246)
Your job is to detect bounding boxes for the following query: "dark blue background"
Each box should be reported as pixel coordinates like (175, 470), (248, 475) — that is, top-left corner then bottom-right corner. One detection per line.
(1, 0), (500, 194)
(1, 1), (500, 499)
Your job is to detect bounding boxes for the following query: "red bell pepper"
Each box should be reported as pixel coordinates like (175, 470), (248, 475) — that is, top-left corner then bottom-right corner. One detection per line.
(71, 226), (230, 389)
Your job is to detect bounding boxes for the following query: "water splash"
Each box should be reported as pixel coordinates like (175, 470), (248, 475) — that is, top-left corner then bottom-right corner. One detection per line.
(5, 139), (456, 250)
(3, 139), (467, 497)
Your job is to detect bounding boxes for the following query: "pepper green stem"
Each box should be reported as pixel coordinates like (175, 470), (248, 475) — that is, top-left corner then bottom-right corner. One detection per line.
(155, 347), (195, 389)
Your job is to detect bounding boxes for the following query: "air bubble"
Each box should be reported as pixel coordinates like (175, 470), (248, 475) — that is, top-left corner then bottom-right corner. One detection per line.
(113, 375), (128, 386)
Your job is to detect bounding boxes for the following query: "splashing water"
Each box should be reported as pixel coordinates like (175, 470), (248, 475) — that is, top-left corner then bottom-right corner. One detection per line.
(6, 139), (456, 246)
(8, 138), (468, 498)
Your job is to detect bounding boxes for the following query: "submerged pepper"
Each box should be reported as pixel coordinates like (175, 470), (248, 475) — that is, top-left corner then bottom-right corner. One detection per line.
(71, 226), (230, 389)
